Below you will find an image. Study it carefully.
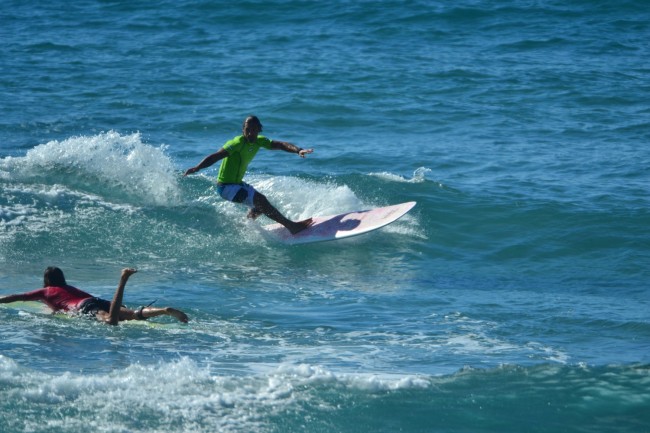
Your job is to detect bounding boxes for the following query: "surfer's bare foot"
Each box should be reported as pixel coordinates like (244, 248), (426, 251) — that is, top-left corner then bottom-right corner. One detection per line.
(287, 218), (313, 235)
(121, 268), (137, 278)
(247, 208), (263, 220)
(165, 307), (189, 323)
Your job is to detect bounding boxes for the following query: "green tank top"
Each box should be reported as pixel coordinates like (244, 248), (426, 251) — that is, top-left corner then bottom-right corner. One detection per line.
(217, 135), (272, 184)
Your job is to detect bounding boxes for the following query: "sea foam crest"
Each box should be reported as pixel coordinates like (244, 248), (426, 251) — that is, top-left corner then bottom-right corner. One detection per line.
(253, 175), (363, 219)
(369, 167), (432, 183)
(15, 131), (181, 206)
(272, 363), (431, 391)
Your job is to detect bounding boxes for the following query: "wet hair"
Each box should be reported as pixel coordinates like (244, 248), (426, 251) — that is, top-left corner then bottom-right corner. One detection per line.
(44, 267), (67, 287)
(243, 115), (263, 131)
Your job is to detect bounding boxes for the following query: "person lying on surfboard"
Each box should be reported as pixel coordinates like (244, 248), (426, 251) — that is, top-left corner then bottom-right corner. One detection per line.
(184, 115), (314, 235)
(0, 267), (188, 325)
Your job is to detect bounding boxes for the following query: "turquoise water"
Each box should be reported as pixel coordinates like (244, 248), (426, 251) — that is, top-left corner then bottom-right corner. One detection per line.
(1, 1), (649, 432)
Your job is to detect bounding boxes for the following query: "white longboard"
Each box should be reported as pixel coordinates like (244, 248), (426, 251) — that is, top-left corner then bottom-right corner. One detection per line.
(264, 201), (416, 245)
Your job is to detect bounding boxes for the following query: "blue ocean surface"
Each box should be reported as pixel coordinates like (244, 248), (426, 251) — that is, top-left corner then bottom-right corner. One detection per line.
(1, 1), (649, 432)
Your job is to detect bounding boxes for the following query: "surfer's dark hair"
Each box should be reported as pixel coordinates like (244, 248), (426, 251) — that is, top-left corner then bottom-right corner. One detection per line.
(243, 115), (263, 131)
(44, 267), (67, 287)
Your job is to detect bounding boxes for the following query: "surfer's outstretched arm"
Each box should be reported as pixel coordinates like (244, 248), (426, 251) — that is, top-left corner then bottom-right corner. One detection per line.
(0, 293), (30, 304)
(270, 140), (314, 158)
(184, 148), (229, 176)
(0, 289), (48, 305)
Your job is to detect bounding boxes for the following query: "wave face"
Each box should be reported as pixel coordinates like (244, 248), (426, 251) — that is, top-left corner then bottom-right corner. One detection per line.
(1, 0), (649, 432)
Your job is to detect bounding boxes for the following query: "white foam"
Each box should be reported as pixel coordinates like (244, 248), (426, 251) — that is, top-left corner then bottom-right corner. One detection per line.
(0, 184), (138, 232)
(0, 357), (280, 432)
(369, 166), (432, 184)
(2, 356), (431, 433)
(251, 175), (364, 220)
(2, 131), (181, 206)
(271, 363), (431, 391)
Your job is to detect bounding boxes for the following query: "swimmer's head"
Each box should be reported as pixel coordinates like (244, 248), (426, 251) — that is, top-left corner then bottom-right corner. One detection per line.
(44, 267), (67, 287)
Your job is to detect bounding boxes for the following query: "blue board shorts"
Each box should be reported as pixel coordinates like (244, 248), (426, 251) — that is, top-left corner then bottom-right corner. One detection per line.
(217, 182), (257, 208)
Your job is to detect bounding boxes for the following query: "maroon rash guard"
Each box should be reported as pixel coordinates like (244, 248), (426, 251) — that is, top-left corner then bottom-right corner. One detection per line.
(19, 285), (94, 312)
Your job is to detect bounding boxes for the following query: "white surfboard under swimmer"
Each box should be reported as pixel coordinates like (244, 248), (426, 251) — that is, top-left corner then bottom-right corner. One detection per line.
(263, 201), (416, 245)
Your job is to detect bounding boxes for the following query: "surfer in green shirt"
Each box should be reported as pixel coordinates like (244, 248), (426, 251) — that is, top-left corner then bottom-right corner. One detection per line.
(184, 116), (314, 234)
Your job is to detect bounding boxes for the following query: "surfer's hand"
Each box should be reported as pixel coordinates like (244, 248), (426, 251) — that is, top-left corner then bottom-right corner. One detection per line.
(184, 167), (198, 176)
(298, 148), (313, 158)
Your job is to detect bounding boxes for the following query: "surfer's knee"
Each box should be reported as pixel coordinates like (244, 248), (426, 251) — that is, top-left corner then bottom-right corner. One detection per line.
(252, 191), (268, 206)
(253, 192), (277, 214)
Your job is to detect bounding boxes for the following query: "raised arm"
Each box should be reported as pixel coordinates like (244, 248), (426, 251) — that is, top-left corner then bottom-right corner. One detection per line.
(106, 268), (137, 326)
(184, 148), (229, 176)
(270, 140), (314, 158)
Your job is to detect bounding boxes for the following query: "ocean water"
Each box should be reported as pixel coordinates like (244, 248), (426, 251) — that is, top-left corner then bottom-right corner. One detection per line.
(1, 1), (649, 432)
